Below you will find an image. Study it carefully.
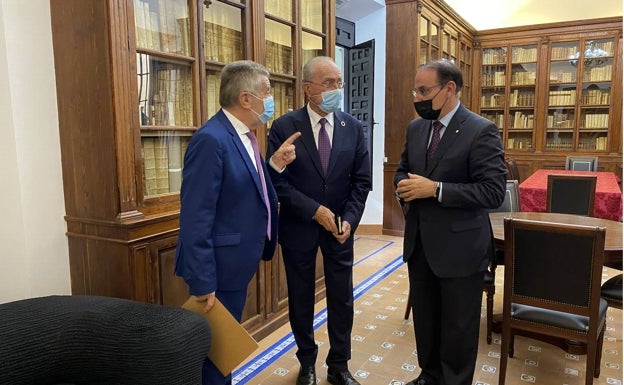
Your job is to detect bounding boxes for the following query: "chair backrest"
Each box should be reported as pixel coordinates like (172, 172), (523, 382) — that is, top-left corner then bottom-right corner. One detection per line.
(503, 218), (605, 317)
(566, 156), (598, 171)
(546, 174), (596, 216)
(505, 158), (520, 181)
(488, 180), (520, 213)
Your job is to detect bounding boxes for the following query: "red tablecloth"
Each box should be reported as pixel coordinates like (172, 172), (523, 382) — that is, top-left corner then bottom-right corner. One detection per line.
(519, 169), (623, 221)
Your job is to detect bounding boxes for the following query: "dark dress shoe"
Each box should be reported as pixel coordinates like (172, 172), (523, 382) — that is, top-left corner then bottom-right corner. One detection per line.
(296, 365), (316, 385)
(327, 369), (361, 385)
(405, 374), (437, 385)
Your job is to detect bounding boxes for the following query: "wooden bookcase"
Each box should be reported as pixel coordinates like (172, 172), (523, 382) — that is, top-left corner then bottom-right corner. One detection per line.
(383, 0), (475, 236)
(50, 0), (334, 340)
(473, 17), (623, 182)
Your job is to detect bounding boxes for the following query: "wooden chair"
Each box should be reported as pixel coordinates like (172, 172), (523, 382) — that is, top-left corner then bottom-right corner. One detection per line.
(498, 218), (607, 385)
(566, 155), (599, 171)
(546, 174), (597, 216)
(505, 158), (520, 181)
(601, 274), (623, 310)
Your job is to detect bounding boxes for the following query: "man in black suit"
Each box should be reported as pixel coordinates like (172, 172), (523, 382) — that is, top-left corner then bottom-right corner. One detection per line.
(394, 60), (506, 385)
(267, 56), (371, 385)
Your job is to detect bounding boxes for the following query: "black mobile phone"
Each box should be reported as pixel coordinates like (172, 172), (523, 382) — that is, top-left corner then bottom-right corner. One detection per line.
(335, 215), (343, 235)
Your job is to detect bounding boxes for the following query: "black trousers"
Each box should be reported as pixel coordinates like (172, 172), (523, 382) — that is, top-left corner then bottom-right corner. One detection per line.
(282, 234), (354, 371)
(407, 237), (485, 385)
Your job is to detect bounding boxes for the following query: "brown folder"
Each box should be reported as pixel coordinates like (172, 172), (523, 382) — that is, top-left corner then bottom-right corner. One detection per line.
(182, 296), (259, 375)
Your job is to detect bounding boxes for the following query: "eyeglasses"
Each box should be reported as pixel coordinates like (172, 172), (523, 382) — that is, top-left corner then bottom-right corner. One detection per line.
(410, 84), (441, 97)
(305, 80), (344, 89)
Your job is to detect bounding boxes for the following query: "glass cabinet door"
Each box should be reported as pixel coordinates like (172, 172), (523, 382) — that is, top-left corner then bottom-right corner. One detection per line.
(507, 44), (537, 151)
(134, 0), (196, 198)
(547, 41), (579, 151)
(204, 1), (245, 63)
(480, 47), (507, 139)
(579, 38), (613, 151)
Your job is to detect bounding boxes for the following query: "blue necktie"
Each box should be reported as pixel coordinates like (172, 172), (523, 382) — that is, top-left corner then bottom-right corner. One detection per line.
(318, 118), (331, 175)
(246, 131), (271, 240)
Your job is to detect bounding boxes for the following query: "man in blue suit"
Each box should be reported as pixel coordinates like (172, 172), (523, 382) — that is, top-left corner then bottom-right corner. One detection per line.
(267, 56), (371, 385)
(395, 60), (506, 385)
(175, 60), (300, 385)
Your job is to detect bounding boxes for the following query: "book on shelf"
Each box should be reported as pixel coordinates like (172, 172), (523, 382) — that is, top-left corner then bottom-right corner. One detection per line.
(167, 136), (183, 193)
(154, 137), (170, 194)
(142, 138), (158, 195)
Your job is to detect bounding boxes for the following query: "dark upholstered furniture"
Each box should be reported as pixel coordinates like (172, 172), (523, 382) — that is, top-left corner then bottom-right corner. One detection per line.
(546, 174), (597, 216)
(566, 155), (599, 171)
(498, 218), (607, 385)
(601, 274), (623, 309)
(505, 158), (520, 182)
(0, 295), (211, 385)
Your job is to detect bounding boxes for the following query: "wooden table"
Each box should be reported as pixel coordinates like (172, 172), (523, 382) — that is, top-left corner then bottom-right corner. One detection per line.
(488, 211), (623, 354)
(489, 211), (623, 269)
(518, 169), (623, 221)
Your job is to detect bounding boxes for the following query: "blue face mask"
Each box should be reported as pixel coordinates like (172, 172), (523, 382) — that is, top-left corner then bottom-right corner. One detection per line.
(250, 94), (275, 124)
(317, 89), (343, 113)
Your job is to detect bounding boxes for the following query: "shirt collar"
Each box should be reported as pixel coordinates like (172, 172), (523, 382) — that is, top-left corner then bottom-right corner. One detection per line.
(437, 101), (461, 128)
(307, 104), (334, 128)
(222, 108), (251, 136)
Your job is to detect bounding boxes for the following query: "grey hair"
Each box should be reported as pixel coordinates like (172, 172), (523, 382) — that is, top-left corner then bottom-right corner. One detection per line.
(219, 60), (270, 107)
(302, 56), (335, 82)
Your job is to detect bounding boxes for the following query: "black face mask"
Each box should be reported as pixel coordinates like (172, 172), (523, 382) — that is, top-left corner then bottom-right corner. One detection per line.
(413, 99), (442, 120)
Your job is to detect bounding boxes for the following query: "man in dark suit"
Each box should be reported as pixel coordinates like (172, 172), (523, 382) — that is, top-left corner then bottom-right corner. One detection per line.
(267, 56), (371, 385)
(394, 60), (507, 385)
(175, 60), (299, 385)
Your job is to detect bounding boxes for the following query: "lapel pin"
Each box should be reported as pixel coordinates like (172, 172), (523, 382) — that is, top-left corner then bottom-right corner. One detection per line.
(455, 130), (459, 133)
(340, 121), (346, 127)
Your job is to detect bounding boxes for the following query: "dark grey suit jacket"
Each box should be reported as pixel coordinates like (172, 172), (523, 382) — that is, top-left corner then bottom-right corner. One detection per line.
(395, 104), (507, 278)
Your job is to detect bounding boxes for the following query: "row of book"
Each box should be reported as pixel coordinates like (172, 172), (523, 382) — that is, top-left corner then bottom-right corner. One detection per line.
(481, 71), (506, 86)
(145, 65), (194, 127)
(510, 71), (536, 85)
(581, 89), (610, 105)
(266, 41), (294, 75)
(205, 22), (244, 64)
(510, 112), (534, 129)
(510, 47), (537, 63)
(548, 90), (577, 106)
(551, 45), (580, 61)
(134, 0), (190, 56)
(582, 113), (610, 129)
(582, 65), (612, 82)
(549, 70), (576, 83)
(544, 137), (608, 150)
(481, 113), (505, 128)
(482, 49), (507, 65)
(506, 138), (533, 150)
(142, 135), (190, 196)
(547, 113), (574, 129)
(509, 89), (535, 107)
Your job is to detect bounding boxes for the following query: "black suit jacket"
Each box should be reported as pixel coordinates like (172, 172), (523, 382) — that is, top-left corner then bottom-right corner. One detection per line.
(395, 105), (507, 278)
(267, 107), (371, 251)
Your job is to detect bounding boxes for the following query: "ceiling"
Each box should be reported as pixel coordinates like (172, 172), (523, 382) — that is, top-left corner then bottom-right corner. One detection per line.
(336, 0), (623, 30)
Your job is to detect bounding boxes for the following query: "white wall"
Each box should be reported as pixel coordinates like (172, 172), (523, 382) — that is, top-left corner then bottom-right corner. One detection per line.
(0, 0), (70, 303)
(357, 7), (385, 225)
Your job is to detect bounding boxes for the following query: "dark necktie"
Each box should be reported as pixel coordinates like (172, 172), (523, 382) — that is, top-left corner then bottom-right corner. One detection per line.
(318, 118), (331, 175)
(245, 131), (271, 240)
(427, 120), (443, 159)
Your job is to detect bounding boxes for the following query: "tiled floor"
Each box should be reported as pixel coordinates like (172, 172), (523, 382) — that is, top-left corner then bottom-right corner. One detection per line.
(232, 235), (623, 385)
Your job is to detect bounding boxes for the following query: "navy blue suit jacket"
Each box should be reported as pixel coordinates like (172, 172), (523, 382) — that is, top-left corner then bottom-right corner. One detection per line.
(266, 107), (371, 251)
(175, 109), (278, 295)
(394, 105), (507, 277)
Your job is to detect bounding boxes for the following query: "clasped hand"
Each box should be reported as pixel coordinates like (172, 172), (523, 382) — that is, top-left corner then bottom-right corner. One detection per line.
(270, 132), (302, 169)
(395, 173), (436, 201)
(314, 205), (351, 244)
